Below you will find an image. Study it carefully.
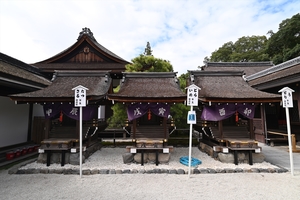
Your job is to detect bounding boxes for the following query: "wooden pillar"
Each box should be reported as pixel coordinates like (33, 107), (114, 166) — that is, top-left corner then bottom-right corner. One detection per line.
(27, 103), (33, 142)
(133, 119), (136, 139)
(296, 88), (300, 121)
(218, 120), (223, 139)
(249, 119), (254, 139)
(76, 120), (79, 138)
(261, 103), (267, 142)
(44, 118), (50, 139)
(163, 117), (167, 139)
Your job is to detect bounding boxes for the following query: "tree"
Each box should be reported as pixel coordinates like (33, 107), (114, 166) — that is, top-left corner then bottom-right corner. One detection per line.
(266, 13), (300, 64)
(125, 55), (173, 72)
(126, 42), (173, 72)
(207, 36), (269, 62)
(107, 103), (127, 128)
(209, 41), (234, 62)
(144, 41), (153, 55)
(205, 14), (300, 65)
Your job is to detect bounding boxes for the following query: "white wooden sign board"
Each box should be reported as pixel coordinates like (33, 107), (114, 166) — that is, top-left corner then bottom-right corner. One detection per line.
(72, 85), (89, 107)
(186, 84), (200, 106)
(279, 87), (294, 108)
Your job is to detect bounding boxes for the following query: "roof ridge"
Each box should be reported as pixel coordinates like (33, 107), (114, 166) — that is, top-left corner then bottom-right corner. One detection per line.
(206, 61), (273, 67)
(78, 27), (96, 41)
(246, 56), (300, 81)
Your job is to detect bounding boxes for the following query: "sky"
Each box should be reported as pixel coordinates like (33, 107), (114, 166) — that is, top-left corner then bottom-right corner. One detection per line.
(0, 0), (299, 76)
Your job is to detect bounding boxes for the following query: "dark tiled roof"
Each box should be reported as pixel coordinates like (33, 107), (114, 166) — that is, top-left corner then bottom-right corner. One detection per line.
(108, 72), (186, 102)
(0, 52), (47, 77)
(0, 60), (51, 86)
(10, 71), (111, 102)
(203, 62), (273, 76)
(247, 56), (300, 89)
(189, 70), (281, 103)
(34, 28), (129, 64)
(0, 53), (51, 92)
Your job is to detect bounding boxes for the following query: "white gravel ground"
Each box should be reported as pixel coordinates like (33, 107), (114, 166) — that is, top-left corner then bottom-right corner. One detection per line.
(1, 147), (300, 200)
(19, 147), (278, 171)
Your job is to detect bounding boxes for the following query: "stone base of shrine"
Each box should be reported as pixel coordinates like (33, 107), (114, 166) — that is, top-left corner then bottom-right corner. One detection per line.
(198, 142), (265, 164)
(36, 141), (101, 165)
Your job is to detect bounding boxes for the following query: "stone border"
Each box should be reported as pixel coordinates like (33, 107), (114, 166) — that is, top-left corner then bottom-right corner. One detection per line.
(9, 166), (288, 175)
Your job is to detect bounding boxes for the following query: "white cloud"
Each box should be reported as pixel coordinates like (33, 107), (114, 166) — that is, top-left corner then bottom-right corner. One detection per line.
(0, 0), (299, 75)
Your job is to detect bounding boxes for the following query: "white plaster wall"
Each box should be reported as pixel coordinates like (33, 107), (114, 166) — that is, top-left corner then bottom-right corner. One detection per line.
(0, 97), (29, 147)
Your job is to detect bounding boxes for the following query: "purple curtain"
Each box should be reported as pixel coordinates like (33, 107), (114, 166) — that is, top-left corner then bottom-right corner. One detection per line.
(201, 103), (256, 121)
(43, 103), (97, 121)
(236, 104), (256, 119)
(127, 103), (170, 121)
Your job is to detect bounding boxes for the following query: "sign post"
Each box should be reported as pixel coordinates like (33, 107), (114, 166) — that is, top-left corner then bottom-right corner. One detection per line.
(72, 85), (89, 178)
(186, 84), (200, 178)
(278, 87), (294, 176)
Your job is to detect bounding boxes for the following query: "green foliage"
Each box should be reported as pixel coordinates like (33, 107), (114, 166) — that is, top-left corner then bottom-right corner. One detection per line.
(126, 54), (173, 72)
(170, 103), (189, 129)
(107, 103), (127, 128)
(126, 42), (172, 72)
(208, 36), (268, 62)
(266, 13), (300, 64)
(206, 13), (300, 65)
(283, 44), (300, 61)
(178, 72), (189, 90)
(209, 41), (234, 62)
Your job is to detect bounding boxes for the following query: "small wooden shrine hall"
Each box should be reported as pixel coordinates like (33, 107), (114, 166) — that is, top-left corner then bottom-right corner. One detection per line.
(189, 70), (281, 164)
(108, 72), (186, 149)
(10, 70), (112, 142)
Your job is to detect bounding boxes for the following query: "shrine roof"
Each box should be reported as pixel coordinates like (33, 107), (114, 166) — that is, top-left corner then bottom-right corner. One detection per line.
(203, 61), (273, 76)
(108, 72), (186, 103)
(0, 52), (51, 95)
(188, 70), (281, 103)
(32, 28), (129, 72)
(246, 56), (300, 90)
(10, 70), (111, 103)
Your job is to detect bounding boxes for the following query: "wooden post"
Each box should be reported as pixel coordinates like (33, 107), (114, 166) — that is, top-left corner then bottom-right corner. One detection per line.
(249, 119), (254, 139)
(76, 120), (80, 138)
(163, 117), (167, 140)
(133, 119), (136, 139)
(297, 89), (300, 121)
(27, 103), (33, 142)
(44, 118), (50, 139)
(261, 103), (267, 143)
(219, 121), (223, 139)
(291, 134), (300, 152)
